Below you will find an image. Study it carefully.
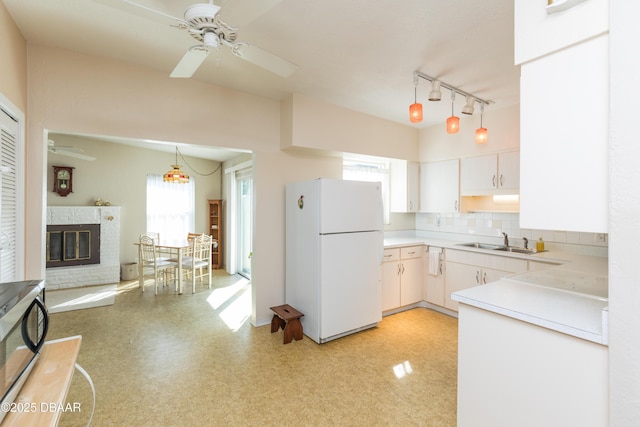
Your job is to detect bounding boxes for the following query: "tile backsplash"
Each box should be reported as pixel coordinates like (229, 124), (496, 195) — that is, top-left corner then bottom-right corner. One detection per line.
(415, 212), (608, 257)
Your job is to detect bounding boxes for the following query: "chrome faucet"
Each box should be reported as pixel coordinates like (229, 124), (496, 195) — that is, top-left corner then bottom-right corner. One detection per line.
(523, 237), (529, 249)
(502, 232), (509, 247)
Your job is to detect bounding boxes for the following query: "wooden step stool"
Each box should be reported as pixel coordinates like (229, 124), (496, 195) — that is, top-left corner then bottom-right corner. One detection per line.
(270, 304), (304, 344)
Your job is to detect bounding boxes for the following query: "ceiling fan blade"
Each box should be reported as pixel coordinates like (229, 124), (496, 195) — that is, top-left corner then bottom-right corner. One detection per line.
(49, 148), (96, 161)
(91, 0), (186, 28)
(230, 43), (297, 77)
(170, 47), (210, 78)
(219, 0), (282, 27)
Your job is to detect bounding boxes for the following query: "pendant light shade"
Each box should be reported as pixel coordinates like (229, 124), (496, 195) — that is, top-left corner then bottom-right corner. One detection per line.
(446, 116), (460, 134)
(409, 84), (423, 123)
(475, 104), (488, 144)
(446, 91), (460, 134)
(409, 102), (423, 123)
(163, 147), (190, 183)
(475, 127), (488, 144)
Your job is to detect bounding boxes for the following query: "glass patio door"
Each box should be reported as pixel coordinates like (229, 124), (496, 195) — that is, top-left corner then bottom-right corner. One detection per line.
(236, 168), (252, 278)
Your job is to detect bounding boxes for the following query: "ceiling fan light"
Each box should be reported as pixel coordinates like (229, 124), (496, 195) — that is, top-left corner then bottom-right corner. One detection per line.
(475, 127), (488, 144)
(428, 80), (442, 101)
(446, 115), (460, 134)
(409, 103), (423, 123)
(461, 96), (475, 115)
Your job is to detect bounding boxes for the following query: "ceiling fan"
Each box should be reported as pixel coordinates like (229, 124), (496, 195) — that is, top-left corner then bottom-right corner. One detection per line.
(95, 0), (298, 78)
(47, 140), (96, 161)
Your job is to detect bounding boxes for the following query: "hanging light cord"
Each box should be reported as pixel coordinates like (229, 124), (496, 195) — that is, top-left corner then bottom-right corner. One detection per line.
(176, 147), (222, 177)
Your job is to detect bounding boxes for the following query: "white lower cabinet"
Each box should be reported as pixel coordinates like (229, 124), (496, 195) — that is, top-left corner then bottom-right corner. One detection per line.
(381, 246), (423, 311)
(424, 247), (445, 306)
(445, 249), (527, 311)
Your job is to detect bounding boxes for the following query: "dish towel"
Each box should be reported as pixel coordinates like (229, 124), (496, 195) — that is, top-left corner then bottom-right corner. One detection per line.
(428, 247), (442, 276)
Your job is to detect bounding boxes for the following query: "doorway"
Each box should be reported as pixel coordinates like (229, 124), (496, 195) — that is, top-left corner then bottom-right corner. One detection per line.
(236, 168), (252, 279)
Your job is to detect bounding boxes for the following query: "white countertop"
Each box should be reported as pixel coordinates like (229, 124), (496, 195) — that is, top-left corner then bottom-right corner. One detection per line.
(384, 232), (609, 345)
(452, 274), (608, 345)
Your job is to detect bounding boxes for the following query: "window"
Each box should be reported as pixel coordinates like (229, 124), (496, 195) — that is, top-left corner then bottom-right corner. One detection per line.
(343, 157), (390, 224)
(146, 174), (195, 242)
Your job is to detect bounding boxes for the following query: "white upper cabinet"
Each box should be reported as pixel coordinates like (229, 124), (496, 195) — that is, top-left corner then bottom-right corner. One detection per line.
(390, 160), (419, 213)
(419, 159), (459, 213)
(514, 0), (609, 65)
(517, 1), (608, 233)
(460, 151), (520, 196)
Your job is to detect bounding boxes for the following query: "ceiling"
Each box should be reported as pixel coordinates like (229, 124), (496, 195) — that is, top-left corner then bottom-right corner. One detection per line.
(4, 0), (519, 159)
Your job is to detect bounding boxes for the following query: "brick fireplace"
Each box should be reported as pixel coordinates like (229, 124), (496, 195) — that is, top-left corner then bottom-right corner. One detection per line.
(45, 206), (120, 290)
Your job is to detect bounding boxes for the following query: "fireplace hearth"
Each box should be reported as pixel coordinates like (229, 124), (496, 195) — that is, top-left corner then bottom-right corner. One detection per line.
(46, 224), (100, 268)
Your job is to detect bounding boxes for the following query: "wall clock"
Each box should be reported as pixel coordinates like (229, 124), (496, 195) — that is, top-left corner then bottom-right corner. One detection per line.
(52, 166), (74, 197)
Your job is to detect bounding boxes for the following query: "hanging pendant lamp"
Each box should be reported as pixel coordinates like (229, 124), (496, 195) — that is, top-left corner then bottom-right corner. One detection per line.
(409, 81), (423, 123)
(446, 91), (460, 134)
(475, 104), (488, 144)
(163, 147), (190, 183)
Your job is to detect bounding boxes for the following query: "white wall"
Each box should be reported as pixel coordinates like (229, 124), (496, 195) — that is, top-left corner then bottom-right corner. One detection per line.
(609, 1), (640, 423)
(419, 104), (520, 162)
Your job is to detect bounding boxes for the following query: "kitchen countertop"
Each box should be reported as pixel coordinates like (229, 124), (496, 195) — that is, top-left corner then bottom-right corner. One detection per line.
(384, 233), (609, 345)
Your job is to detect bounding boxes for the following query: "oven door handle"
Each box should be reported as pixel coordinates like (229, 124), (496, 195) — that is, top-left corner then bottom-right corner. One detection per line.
(21, 296), (49, 353)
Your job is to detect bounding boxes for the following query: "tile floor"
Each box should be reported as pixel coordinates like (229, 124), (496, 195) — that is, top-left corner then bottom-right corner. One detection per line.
(48, 271), (458, 426)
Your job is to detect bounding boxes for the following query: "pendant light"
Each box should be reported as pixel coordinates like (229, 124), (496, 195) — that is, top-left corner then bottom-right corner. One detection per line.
(475, 104), (488, 144)
(163, 147), (190, 183)
(446, 91), (460, 134)
(409, 82), (423, 123)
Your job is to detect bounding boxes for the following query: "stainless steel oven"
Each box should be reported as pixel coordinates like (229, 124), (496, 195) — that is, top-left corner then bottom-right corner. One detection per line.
(0, 280), (48, 422)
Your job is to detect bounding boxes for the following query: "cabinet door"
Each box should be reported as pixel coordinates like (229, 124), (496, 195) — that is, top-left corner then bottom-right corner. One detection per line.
(425, 256), (445, 306)
(390, 160), (420, 213)
(382, 261), (401, 311)
(444, 262), (481, 311)
(400, 257), (423, 306)
(420, 159), (459, 213)
(520, 35), (608, 232)
(460, 154), (498, 196)
(480, 267), (512, 285)
(497, 151), (520, 193)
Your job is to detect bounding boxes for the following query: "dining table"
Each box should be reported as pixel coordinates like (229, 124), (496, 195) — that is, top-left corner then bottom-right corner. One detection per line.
(135, 240), (191, 295)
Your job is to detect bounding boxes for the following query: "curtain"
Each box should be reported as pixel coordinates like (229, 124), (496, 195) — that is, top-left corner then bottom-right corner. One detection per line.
(146, 174), (195, 242)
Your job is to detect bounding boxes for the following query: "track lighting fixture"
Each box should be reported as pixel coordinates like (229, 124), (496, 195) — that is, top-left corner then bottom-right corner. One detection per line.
(446, 92), (460, 134)
(428, 80), (442, 101)
(475, 104), (488, 144)
(461, 96), (476, 115)
(408, 71), (491, 138)
(409, 78), (423, 123)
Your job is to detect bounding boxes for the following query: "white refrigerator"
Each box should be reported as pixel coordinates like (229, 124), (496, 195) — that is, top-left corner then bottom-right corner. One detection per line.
(285, 178), (383, 343)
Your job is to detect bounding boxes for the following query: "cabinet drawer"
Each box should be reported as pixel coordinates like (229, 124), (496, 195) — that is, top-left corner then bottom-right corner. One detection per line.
(400, 246), (422, 260)
(382, 248), (400, 262)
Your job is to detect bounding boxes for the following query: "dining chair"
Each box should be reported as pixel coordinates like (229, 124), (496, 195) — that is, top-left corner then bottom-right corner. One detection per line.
(182, 234), (213, 293)
(139, 235), (178, 294)
(139, 232), (171, 261)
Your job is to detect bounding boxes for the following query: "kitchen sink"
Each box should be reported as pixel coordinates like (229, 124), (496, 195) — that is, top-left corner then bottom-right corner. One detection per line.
(457, 242), (504, 250)
(457, 242), (539, 255)
(493, 246), (538, 255)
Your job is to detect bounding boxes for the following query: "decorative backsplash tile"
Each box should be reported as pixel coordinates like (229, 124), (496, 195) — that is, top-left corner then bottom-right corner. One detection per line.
(415, 212), (608, 256)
